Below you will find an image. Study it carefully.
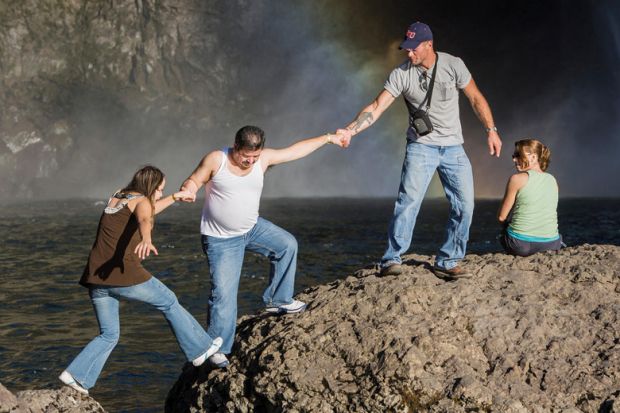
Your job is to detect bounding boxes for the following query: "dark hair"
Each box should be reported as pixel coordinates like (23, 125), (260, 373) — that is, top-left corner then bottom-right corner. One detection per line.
(234, 125), (265, 151)
(120, 165), (165, 213)
(514, 139), (551, 171)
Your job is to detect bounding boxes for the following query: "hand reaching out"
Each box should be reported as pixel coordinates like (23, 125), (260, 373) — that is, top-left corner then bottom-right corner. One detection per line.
(174, 189), (196, 203)
(335, 129), (353, 148)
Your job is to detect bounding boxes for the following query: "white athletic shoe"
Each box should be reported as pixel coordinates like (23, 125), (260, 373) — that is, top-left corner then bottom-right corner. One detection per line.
(58, 370), (89, 395)
(192, 337), (223, 367)
(265, 299), (307, 314)
(208, 352), (230, 368)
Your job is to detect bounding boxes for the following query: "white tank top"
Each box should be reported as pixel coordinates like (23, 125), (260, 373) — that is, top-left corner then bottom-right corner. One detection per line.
(200, 148), (264, 237)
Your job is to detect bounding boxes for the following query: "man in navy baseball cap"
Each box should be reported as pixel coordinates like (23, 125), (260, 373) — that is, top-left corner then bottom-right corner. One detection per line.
(337, 19), (502, 280)
(399, 21), (433, 50)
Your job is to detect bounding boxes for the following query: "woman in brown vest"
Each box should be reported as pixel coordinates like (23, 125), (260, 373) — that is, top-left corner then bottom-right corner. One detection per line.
(58, 166), (222, 395)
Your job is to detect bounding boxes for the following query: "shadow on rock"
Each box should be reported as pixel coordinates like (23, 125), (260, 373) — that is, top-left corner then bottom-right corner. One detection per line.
(166, 245), (620, 412)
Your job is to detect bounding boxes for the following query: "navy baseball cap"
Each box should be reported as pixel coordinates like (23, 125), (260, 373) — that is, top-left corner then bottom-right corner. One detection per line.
(399, 22), (433, 50)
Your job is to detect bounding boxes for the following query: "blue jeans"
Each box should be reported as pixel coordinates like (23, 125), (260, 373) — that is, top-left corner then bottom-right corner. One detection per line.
(65, 277), (216, 389)
(500, 231), (563, 257)
(202, 217), (298, 354)
(381, 142), (474, 270)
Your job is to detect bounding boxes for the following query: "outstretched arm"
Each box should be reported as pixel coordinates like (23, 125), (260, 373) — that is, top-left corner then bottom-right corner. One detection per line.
(498, 173), (528, 222)
(153, 189), (197, 214)
(462, 78), (502, 157)
(261, 132), (346, 168)
(179, 151), (222, 201)
(338, 89), (396, 145)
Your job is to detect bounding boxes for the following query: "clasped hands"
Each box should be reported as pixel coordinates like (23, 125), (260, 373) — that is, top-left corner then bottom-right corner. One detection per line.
(173, 189), (196, 203)
(329, 128), (354, 148)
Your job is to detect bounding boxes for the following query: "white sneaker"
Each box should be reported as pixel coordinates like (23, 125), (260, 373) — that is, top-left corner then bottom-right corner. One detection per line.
(192, 337), (223, 366)
(208, 352), (230, 368)
(265, 299), (307, 314)
(58, 370), (89, 395)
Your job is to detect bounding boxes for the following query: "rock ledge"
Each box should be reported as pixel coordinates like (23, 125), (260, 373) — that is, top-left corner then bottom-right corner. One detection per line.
(0, 382), (105, 413)
(166, 244), (619, 413)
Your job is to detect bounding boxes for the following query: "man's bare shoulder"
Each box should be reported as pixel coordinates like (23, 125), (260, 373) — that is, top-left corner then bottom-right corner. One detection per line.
(201, 149), (226, 164)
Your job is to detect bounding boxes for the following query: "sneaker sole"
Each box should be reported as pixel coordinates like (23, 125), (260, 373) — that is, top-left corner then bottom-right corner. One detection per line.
(65, 382), (89, 395)
(265, 304), (307, 314)
(192, 338), (223, 367)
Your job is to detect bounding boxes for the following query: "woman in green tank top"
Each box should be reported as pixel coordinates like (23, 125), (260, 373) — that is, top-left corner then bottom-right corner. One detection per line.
(497, 139), (563, 256)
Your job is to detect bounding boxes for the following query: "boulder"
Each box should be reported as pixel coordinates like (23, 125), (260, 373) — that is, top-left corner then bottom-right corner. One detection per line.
(166, 244), (620, 412)
(0, 382), (106, 413)
(0, 0), (252, 198)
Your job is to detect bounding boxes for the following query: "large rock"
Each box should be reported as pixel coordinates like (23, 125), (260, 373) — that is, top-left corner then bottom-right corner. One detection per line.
(166, 244), (620, 412)
(0, 0), (254, 198)
(0, 382), (106, 413)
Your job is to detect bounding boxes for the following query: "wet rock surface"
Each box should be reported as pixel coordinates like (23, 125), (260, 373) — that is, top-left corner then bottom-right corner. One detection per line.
(0, 382), (105, 413)
(0, 0), (251, 198)
(166, 244), (620, 412)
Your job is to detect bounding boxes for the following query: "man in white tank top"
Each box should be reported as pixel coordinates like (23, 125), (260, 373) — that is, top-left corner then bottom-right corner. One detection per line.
(180, 125), (346, 368)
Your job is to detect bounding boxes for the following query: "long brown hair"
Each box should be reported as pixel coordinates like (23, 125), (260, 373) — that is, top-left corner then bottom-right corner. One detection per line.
(514, 139), (551, 171)
(120, 165), (164, 213)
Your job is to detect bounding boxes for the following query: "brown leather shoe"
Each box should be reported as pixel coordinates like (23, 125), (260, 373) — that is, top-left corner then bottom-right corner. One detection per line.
(432, 265), (471, 280)
(379, 263), (402, 277)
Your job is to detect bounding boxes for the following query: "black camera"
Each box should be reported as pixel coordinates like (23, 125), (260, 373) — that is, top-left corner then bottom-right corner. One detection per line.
(411, 109), (433, 136)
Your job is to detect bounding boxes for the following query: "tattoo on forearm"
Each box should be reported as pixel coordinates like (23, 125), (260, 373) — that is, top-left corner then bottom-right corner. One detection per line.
(349, 112), (374, 133)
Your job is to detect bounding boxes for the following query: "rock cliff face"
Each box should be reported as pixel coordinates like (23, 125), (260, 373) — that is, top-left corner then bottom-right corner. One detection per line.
(0, 0), (256, 198)
(0, 382), (105, 412)
(166, 244), (620, 413)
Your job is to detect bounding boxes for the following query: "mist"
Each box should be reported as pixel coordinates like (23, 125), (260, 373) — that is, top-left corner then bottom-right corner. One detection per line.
(3, 0), (618, 200)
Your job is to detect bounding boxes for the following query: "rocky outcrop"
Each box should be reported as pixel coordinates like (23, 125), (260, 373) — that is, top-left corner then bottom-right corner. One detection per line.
(0, 382), (105, 413)
(0, 0), (255, 198)
(166, 244), (620, 412)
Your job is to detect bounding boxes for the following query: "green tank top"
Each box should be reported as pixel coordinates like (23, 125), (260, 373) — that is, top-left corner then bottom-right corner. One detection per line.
(508, 170), (559, 239)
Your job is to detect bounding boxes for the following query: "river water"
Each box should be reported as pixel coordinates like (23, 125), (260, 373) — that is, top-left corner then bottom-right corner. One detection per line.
(1, 198), (618, 412)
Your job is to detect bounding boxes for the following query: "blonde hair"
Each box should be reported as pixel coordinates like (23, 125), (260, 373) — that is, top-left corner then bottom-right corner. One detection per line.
(514, 139), (551, 171)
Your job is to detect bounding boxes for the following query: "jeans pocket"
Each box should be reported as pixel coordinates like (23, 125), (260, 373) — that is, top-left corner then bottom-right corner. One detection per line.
(455, 151), (472, 171)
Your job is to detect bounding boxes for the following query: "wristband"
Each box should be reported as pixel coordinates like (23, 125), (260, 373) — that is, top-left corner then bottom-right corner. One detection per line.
(485, 126), (498, 133)
(326, 134), (333, 144)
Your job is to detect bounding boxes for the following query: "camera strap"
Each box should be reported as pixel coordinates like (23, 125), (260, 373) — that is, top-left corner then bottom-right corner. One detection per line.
(404, 52), (439, 114)
(422, 53), (439, 111)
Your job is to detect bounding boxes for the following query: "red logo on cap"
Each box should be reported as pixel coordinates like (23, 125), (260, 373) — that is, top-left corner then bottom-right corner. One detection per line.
(406, 30), (416, 39)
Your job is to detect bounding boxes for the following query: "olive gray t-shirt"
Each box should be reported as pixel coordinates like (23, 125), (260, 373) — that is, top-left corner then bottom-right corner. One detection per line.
(384, 51), (471, 146)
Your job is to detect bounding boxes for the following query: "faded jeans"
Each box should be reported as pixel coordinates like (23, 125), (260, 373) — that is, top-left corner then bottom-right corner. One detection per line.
(202, 217), (298, 354)
(65, 277), (217, 389)
(381, 142), (474, 270)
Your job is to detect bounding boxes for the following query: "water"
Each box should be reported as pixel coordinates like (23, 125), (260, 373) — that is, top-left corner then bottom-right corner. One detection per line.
(1, 198), (619, 412)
